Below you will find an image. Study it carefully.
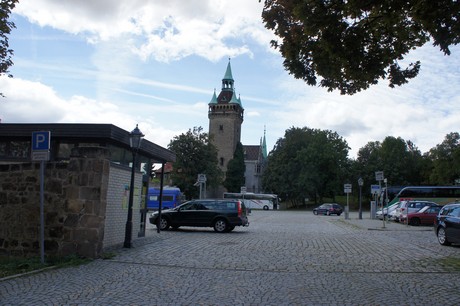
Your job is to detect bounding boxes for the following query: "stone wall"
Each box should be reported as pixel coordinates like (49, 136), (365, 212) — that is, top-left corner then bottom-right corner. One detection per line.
(0, 147), (122, 258)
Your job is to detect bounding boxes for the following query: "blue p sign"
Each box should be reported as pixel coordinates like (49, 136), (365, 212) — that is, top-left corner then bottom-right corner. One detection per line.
(32, 131), (51, 151)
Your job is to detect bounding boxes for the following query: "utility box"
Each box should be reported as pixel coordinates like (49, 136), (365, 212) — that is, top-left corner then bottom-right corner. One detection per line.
(370, 201), (377, 219)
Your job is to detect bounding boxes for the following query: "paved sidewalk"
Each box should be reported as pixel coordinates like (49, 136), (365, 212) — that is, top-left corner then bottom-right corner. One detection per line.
(1, 210), (458, 306)
(342, 211), (434, 232)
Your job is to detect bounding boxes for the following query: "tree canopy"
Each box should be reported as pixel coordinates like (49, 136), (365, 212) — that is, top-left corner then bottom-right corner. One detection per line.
(260, 0), (460, 94)
(168, 127), (223, 200)
(355, 136), (426, 191)
(428, 132), (460, 185)
(262, 126), (350, 205)
(223, 142), (246, 192)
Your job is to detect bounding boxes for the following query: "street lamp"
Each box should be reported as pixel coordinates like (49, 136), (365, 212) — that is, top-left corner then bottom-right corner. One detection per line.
(358, 177), (364, 220)
(124, 124), (144, 248)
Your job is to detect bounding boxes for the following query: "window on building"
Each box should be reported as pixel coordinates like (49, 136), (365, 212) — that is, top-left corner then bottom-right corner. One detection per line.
(220, 157), (224, 166)
(219, 125), (223, 131)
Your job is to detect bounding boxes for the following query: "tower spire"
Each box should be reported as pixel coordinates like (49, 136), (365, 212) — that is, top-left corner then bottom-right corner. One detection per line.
(222, 58), (234, 92)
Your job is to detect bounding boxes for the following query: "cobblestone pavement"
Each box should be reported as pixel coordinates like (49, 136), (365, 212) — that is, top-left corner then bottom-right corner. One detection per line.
(1, 211), (460, 305)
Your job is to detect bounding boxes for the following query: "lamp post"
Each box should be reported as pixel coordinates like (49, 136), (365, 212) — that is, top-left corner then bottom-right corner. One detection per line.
(358, 177), (364, 220)
(124, 124), (144, 248)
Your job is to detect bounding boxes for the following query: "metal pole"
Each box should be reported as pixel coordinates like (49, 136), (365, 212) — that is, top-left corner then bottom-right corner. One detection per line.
(123, 151), (136, 248)
(157, 162), (165, 233)
(380, 180), (385, 228)
(358, 184), (362, 220)
(346, 192), (349, 220)
(39, 160), (45, 264)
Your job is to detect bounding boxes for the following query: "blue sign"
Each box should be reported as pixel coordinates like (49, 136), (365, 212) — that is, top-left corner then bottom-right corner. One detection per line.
(371, 184), (381, 195)
(32, 131), (51, 151)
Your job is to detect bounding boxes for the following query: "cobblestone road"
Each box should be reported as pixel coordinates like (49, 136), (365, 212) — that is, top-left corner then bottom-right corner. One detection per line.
(1, 211), (459, 305)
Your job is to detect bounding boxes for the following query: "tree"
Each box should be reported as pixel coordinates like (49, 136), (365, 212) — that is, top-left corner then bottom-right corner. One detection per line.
(168, 127), (223, 200)
(428, 132), (460, 185)
(260, 0), (460, 94)
(262, 127), (349, 205)
(1, 0), (18, 95)
(355, 136), (426, 187)
(223, 142), (246, 192)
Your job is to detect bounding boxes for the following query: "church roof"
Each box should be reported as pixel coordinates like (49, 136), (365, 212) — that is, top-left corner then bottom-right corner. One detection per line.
(243, 145), (261, 161)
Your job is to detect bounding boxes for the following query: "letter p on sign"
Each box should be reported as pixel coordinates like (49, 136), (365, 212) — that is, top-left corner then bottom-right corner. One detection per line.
(32, 131), (51, 151)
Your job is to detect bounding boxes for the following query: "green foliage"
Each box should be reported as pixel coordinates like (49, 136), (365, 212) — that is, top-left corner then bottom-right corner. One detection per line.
(354, 136), (427, 192)
(262, 127), (350, 204)
(223, 142), (246, 192)
(260, 0), (460, 94)
(168, 127), (223, 200)
(0, 0), (18, 96)
(428, 132), (460, 185)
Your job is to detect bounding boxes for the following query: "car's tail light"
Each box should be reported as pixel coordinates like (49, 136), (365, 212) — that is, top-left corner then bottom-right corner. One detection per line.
(237, 201), (242, 217)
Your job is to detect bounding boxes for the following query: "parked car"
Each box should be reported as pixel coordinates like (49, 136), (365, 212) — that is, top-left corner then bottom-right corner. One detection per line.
(149, 199), (249, 233)
(313, 203), (343, 216)
(400, 205), (441, 226)
(395, 200), (439, 222)
(434, 202), (460, 246)
(377, 202), (399, 220)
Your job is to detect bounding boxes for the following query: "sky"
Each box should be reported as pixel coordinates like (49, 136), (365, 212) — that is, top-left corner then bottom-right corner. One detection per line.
(1, 0), (460, 158)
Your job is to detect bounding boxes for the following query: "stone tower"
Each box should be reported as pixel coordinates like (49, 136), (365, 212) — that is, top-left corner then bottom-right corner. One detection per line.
(208, 60), (244, 194)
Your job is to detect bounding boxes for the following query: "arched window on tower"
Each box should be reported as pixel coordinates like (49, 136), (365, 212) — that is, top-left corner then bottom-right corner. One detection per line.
(220, 157), (224, 166)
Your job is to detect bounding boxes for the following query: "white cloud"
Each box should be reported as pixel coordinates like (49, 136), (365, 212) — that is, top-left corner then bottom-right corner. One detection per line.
(8, 0), (460, 160)
(0, 76), (189, 148)
(14, 0), (270, 63)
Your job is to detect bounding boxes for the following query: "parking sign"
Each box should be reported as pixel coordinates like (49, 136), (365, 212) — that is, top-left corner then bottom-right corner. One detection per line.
(32, 131), (51, 151)
(32, 131), (51, 161)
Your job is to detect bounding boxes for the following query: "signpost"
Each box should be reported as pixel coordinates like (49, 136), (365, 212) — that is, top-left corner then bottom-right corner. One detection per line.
(197, 174), (207, 199)
(375, 171), (385, 228)
(344, 183), (352, 219)
(32, 131), (50, 264)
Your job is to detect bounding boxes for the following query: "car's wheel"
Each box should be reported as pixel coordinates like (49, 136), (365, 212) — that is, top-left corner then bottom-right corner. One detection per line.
(409, 218), (420, 226)
(213, 219), (228, 233)
(313, 210), (318, 215)
(263, 205), (269, 210)
(157, 217), (170, 230)
(337, 213), (341, 216)
(437, 227), (451, 246)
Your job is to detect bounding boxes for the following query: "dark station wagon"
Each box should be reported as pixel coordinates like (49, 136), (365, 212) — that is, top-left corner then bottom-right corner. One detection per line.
(434, 202), (460, 246)
(313, 203), (343, 216)
(149, 199), (249, 233)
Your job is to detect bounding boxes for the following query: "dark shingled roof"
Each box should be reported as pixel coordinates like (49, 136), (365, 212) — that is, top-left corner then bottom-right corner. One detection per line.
(243, 145), (260, 161)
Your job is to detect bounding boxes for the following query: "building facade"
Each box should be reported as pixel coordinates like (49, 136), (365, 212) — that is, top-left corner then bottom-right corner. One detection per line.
(208, 61), (268, 196)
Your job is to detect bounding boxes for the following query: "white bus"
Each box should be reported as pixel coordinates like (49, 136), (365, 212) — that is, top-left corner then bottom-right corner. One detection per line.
(223, 192), (279, 210)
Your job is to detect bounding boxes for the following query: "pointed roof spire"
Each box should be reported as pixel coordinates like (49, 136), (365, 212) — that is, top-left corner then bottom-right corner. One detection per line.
(209, 88), (218, 104)
(221, 58), (234, 92)
(229, 88), (241, 106)
(262, 126), (268, 159)
(223, 57), (233, 81)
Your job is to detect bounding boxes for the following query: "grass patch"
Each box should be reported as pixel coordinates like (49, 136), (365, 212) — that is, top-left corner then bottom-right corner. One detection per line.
(438, 256), (460, 271)
(0, 255), (92, 279)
